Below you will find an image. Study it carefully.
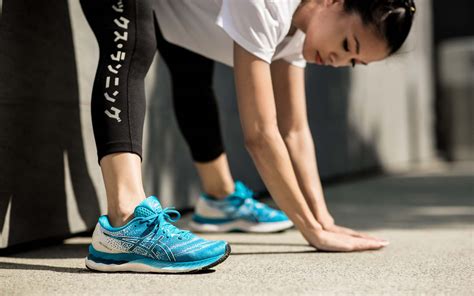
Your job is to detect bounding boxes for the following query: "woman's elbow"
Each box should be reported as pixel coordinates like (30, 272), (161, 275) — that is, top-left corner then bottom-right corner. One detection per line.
(243, 127), (280, 153)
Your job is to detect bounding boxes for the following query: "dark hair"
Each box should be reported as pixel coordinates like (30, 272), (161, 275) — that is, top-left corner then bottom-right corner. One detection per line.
(343, 0), (416, 54)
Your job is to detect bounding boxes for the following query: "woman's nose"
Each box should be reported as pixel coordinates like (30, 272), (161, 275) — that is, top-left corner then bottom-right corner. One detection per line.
(328, 53), (337, 65)
(328, 52), (347, 67)
(329, 51), (354, 67)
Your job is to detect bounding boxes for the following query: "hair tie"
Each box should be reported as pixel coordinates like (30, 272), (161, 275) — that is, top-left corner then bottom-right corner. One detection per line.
(404, 0), (416, 14)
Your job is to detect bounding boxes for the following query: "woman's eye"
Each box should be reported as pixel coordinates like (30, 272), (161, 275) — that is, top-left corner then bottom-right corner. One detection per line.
(343, 39), (350, 52)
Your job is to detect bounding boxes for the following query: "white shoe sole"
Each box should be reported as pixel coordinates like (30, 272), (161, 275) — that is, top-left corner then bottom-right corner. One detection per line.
(85, 244), (231, 273)
(189, 220), (294, 233)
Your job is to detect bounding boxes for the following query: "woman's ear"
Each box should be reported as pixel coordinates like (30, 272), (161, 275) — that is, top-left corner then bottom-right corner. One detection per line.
(324, 0), (344, 8)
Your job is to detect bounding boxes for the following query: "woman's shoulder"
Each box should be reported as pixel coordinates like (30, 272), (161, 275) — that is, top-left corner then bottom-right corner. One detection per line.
(263, 0), (302, 39)
(221, 0), (299, 39)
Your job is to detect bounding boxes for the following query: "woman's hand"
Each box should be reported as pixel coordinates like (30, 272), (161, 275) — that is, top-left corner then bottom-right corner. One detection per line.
(305, 229), (389, 252)
(317, 210), (387, 242)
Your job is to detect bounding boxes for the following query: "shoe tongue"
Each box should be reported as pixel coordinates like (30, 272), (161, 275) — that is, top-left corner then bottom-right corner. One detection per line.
(233, 181), (249, 198)
(234, 181), (245, 192)
(134, 196), (162, 218)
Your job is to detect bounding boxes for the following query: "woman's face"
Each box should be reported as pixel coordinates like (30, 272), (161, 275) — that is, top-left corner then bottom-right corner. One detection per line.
(302, 0), (389, 67)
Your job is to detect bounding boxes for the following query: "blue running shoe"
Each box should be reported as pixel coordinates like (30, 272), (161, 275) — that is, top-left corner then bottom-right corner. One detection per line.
(190, 181), (293, 233)
(85, 196), (230, 273)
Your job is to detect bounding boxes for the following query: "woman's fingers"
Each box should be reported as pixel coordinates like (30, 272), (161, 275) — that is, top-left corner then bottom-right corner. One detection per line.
(312, 230), (388, 252)
(350, 236), (389, 251)
(340, 227), (381, 241)
(326, 224), (388, 243)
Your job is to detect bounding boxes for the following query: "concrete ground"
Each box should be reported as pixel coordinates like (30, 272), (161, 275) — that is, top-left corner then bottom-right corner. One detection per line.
(1, 163), (473, 295)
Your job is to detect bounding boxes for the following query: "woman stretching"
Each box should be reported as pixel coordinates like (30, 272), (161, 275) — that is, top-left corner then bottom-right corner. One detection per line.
(80, 0), (416, 273)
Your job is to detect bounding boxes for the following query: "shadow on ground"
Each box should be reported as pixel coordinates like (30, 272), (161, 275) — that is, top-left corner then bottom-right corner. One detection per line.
(2, 242), (90, 259)
(0, 260), (217, 275)
(0, 261), (88, 274)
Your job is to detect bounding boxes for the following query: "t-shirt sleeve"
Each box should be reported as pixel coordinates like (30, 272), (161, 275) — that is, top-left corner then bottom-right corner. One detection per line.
(283, 53), (307, 68)
(216, 0), (280, 64)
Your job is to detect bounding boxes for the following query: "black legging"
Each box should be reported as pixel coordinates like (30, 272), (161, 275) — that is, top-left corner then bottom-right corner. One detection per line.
(80, 0), (224, 163)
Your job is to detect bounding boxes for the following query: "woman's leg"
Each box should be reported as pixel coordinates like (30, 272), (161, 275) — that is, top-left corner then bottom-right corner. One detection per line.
(154, 21), (234, 198)
(78, 1), (232, 273)
(100, 153), (145, 226)
(80, 0), (157, 226)
(194, 155), (234, 198)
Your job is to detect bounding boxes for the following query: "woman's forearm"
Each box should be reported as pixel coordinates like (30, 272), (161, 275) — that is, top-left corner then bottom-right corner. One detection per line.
(268, 59), (334, 226)
(245, 128), (323, 233)
(282, 127), (334, 226)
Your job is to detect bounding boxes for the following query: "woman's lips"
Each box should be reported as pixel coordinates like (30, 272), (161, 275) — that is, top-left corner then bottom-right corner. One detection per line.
(315, 51), (325, 65)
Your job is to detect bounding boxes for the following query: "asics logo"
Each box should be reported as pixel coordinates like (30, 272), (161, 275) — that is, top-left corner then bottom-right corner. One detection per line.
(103, 231), (176, 261)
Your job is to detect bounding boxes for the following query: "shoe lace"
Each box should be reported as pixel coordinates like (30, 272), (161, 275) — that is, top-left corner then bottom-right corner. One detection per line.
(237, 183), (266, 211)
(241, 184), (279, 221)
(243, 196), (265, 213)
(137, 207), (190, 240)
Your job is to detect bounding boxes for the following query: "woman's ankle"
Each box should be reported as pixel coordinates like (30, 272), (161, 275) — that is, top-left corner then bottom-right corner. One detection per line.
(194, 154), (236, 199)
(107, 210), (134, 227)
(204, 182), (235, 199)
(107, 194), (146, 227)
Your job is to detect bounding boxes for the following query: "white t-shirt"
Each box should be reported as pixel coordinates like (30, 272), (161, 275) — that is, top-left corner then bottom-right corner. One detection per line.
(155, 0), (306, 68)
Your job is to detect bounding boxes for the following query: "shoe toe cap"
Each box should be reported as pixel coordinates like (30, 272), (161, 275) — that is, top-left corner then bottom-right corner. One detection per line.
(203, 240), (229, 258)
(261, 209), (291, 223)
(176, 239), (229, 262)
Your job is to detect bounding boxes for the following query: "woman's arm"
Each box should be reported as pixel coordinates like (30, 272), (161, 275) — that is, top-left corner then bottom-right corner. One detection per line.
(270, 60), (333, 226)
(233, 43), (386, 251)
(233, 43), (322, 237)
(270, 60), (383, 240)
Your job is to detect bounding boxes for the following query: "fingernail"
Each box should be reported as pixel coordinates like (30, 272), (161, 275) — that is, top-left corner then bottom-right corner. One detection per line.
(380, 241), (390, 246)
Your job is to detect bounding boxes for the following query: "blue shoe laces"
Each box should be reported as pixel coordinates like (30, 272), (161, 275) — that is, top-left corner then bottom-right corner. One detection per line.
(136, 208), (191, 240)
(233, 183), (272, 218)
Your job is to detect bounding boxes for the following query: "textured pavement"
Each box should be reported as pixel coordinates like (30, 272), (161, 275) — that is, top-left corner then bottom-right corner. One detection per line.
(1, 163), (473, 295)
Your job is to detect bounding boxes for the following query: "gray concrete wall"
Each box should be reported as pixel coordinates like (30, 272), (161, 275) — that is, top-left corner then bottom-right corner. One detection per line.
(438, 38), (474, 161)
(0, 0), (436, 248)
(0, 0), (101, 248)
